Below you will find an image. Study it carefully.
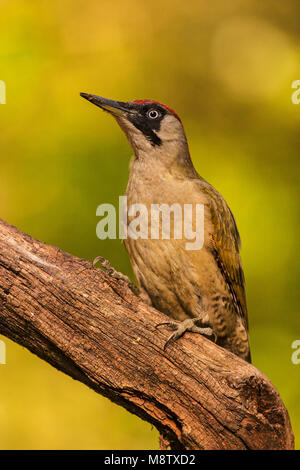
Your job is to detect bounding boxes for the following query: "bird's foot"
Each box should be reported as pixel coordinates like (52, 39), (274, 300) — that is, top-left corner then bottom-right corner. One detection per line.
(93, 256), (139, 295)
(156, 318), (216, 350)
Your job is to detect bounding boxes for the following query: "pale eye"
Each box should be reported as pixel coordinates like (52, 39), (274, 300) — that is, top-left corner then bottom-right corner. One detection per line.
(147, 109), (159, 119)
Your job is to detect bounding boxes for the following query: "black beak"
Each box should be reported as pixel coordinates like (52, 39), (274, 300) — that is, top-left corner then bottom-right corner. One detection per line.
(80, 93), (133, 117)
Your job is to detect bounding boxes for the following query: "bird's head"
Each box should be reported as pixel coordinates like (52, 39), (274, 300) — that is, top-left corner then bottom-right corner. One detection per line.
(80, 93), (191, 169)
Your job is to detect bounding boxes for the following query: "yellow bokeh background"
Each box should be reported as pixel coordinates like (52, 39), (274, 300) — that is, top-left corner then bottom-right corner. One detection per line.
(0, 0), (299, 449)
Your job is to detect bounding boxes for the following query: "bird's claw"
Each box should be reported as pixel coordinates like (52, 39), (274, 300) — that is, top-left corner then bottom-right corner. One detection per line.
(155, 320), (178, 330)
(156, 318), (216, 350)
(93, 256), (139, 295)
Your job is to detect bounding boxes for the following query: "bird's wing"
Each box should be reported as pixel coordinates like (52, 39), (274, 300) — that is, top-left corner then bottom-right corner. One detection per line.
(204, 184), (249, 330)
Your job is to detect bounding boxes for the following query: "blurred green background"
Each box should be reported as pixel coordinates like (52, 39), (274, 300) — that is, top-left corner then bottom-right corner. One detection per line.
(0, 0), (299, 450)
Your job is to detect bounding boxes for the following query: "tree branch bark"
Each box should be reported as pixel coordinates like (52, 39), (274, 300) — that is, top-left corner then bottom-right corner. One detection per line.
(0, 218), (294, 450)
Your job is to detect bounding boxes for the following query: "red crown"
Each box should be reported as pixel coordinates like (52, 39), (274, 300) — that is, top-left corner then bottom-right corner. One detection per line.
(132, 100), (181, 123)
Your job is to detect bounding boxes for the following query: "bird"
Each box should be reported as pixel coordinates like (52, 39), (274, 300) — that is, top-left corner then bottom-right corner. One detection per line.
(80, 93), (251, 363)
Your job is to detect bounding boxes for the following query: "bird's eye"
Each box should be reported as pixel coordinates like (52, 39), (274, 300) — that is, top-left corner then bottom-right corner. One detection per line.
(147, 109), (160, 119)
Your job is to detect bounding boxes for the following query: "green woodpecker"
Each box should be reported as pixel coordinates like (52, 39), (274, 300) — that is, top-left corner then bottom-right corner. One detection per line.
(81, 93), (251, 363)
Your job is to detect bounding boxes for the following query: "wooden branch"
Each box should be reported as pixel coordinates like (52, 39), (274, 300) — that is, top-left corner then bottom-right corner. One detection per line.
(0, 218), (294, 450)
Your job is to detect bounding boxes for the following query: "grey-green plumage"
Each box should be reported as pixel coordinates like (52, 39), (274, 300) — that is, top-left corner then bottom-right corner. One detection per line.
(81, 93), (251, 362)
(125, 161), (251, 362)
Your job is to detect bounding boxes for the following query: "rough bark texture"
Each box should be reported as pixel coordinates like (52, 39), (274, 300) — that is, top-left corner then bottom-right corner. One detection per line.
(0, 218), (294, 450)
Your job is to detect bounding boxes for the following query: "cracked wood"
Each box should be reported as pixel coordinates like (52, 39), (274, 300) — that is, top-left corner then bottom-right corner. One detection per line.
(0, 218), (294, 450)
